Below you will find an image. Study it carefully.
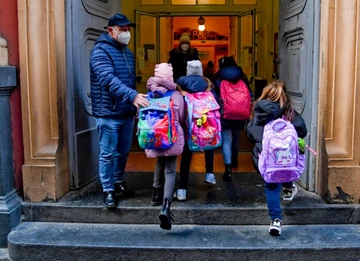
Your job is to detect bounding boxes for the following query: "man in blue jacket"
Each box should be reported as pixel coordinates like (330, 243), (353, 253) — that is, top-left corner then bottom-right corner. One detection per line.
(90, 13), (149, 208)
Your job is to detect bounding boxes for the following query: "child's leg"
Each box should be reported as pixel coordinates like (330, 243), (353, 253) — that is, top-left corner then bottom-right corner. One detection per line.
(163, 156), (177, 200)
(179, 143), (192, 190)
(153, 157), (165, 188)
(264, 182), (282, 220)
(221, 128), (232, 165)
(204, 149), (214, 173)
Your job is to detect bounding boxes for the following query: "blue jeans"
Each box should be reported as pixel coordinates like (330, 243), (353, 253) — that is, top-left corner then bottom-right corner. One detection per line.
(94, 116), (134, 192)
(221, 128), (240, 165)
(264, 182), (292, 220)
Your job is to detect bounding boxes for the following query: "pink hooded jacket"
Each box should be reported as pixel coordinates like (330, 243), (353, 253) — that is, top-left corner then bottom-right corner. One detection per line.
(144, 63), (185, 158)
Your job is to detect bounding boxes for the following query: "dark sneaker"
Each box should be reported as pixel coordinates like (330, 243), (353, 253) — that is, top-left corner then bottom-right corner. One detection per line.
(115, 181), (135, 197)
(283, 184), (298, 201)
(269, 218), (282, 236)
(103, 191), (116, 209)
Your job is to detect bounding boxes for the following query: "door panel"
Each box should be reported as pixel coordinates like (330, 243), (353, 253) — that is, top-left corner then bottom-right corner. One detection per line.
(66, 0), (120, 189)
(279, 0), (319, 190)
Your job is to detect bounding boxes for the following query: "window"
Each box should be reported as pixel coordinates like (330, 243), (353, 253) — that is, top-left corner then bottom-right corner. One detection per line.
(141, 0), (164, 5)
(233, 0), (256, 5)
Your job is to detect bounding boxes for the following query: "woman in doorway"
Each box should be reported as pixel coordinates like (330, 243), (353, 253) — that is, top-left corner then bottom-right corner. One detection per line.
(168, 33), (200, 82)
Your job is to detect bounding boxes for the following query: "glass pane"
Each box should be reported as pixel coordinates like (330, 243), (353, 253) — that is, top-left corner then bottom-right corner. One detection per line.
(141, 0), (164, 4)
(136, 14), (157, 93)
(233, 0), (257, 5)
(198, 0), (225, 4)
(239, 14), (253, 78)
(172, 0), (196, 5)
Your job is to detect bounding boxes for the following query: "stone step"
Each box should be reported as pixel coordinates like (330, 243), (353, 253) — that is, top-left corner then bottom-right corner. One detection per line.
(22, 172), (360, 225)
(8, 222), (360, 261)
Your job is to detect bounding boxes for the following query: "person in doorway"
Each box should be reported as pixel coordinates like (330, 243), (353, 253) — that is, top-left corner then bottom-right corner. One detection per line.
(144, 63), (186, 230)
(90, 13), (150, 208)
(203, 60), (215, 81)
(168, 33), (200, 82)
(213, 55), (252, 181)
(174, 60), (218, 201)
(246, 80), (307, 236)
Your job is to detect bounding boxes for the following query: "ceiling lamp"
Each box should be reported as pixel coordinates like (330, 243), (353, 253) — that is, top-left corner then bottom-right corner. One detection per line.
(198, 16), (205, 31)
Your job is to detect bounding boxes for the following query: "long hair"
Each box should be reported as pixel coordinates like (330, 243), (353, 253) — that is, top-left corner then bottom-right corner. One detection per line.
(250, 80), (293, 121)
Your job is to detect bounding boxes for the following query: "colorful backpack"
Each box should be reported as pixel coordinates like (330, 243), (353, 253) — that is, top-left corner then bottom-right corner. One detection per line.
(184, 91), (222, 151)
(220, 79), (251, 120)
(258, 118), (305, 183)
(137, 90), (177, 150)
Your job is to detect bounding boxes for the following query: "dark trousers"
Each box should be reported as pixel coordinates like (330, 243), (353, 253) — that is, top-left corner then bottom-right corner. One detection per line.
(178, 143), (214, 190)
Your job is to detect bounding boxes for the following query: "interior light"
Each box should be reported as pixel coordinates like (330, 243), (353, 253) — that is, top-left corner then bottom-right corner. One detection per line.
(197, 16), (205, 31)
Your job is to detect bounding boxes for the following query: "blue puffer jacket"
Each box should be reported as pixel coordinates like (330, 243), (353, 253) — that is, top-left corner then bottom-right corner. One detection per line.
(214, 66), (251, 130)
(90, 33), (137, 117)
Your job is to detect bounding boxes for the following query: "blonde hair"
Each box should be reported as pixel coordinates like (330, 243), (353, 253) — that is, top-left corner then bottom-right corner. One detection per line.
(251, 80), (293, 121)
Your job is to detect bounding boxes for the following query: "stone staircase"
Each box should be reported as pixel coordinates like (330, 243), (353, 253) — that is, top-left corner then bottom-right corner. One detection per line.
(7, 170), (360, 261)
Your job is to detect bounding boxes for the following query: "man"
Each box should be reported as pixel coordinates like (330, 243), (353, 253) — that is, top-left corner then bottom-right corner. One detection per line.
(90, 13), (149, 208)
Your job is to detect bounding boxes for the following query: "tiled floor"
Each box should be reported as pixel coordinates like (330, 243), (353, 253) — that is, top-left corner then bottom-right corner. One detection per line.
(126, 151), (255, 173)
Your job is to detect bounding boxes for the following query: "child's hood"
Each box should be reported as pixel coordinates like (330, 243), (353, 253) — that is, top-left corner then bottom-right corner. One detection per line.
(147, 76), (177, 94)
(254, 100), (285, 125)
(176, 75), (208, 93)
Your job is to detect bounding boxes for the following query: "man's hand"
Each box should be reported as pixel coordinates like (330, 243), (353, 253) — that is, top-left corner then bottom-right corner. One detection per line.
(132, 93), (149, 109)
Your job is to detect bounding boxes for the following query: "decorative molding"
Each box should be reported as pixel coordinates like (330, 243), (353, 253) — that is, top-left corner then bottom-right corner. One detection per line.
(281, 0), (307, 20)
(81, 0), (117, 19)
(324, 0), (357, 160)
(280, 28), (306, 114)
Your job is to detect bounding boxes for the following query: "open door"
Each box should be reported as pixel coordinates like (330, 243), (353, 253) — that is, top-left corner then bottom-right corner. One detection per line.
(237, 10), (256, 88)
(278, 0), (320, 191)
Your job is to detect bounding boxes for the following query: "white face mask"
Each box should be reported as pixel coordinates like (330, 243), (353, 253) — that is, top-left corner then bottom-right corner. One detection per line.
(116, 31), (131, 45)
(181, 44), (189, 52)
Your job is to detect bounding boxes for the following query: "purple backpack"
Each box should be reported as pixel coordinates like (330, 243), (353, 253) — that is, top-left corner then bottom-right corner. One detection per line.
(258, 118), (305, 183)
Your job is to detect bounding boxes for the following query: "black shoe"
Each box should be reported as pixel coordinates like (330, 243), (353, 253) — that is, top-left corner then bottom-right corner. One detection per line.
(159, 198), (174, 230)
(151, 187), (163, 206)
(115, 182), (135, 197)
(103, 191), (116, 208)
(222, 164), (232, 182)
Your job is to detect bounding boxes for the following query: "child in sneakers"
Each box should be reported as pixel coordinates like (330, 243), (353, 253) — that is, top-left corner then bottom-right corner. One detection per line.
(174, 60), (218, 201)
(246, 80), (307, 236)
(144, 63), (186, 230)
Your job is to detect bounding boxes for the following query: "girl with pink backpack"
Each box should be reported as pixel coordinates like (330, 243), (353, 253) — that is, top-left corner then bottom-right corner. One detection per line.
(246, 80), (307, 236)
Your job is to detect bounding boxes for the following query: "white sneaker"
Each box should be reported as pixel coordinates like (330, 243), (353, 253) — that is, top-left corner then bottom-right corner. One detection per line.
(174, 189), (187, 201)
(269, 218), (282, 236)
(283, 184), (298, 201)
(204, 173), (216, 185)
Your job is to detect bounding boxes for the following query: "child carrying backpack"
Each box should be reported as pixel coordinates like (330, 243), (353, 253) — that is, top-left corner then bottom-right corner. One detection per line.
(173, 60), (220, 202)
(213, 55), (252, 182)
(246, 80), (307, 237)
(137, 63), (185, 231)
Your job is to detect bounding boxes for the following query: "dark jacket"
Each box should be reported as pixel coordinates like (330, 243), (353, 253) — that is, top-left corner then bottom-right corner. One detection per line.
(214, 66), (251, 130)
(168, 48), (200, 82)
(90, 33), (137, 118)
(246, 100), (308, 171)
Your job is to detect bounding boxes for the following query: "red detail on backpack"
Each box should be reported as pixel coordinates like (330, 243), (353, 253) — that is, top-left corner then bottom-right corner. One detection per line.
(220, 80), (251, 120)
(258, 118), (305, 183)
(184, 92), (222, 151)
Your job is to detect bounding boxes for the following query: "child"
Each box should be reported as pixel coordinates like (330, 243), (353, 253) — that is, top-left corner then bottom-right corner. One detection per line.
(174, 60), (218, 201)
(144, 63), (186, 230)
(213, 56), (252, 181)
(246, 80), (307, 236)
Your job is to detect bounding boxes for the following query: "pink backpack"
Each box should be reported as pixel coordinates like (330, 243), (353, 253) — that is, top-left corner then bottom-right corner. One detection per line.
(220, 80), (251, 120)
(184, 92), (222, 151)
(258, 118), (305, 183)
